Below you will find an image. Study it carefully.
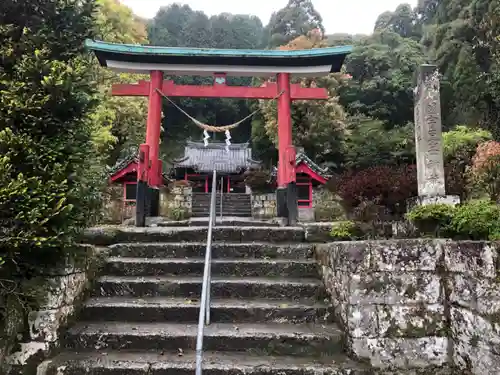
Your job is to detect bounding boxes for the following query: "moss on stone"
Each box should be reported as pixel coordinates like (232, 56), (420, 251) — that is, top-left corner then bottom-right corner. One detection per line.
(405, 284), (418, 299)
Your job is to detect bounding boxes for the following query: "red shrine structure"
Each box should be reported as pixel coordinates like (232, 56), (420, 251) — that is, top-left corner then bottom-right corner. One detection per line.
(86, 40), (352, 224)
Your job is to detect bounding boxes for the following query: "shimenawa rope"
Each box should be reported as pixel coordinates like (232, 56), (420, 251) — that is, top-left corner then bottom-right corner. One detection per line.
(155, 88), (284, 133)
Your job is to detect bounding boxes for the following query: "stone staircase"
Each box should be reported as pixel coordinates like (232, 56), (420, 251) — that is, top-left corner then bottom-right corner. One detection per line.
(43, 226), (371, 374)
(192, 193), (251, 217)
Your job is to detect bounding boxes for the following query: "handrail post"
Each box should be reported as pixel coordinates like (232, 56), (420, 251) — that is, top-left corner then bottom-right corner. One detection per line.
(220, 176), (223, 222)
(195, 169), (217, 375)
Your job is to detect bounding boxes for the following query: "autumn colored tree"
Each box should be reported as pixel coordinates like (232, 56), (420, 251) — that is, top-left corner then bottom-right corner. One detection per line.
(471, 141), (500, 201)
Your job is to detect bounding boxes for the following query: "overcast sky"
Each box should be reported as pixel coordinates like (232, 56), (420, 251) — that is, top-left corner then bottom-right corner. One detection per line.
(120, 0), (418, 35)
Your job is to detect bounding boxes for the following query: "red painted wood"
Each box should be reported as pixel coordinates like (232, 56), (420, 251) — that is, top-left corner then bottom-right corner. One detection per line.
(112, 80), (150, 96)
(111, 80), (328, 100)
(295, 163), (327, 184)
(146, 71), (163, 187)
(277, 73), (293, 188)
(290, 84), (328, 100)
(296, 175), (312, 208)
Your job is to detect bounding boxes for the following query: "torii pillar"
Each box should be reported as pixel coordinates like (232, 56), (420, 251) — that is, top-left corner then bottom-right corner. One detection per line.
(276, 73), (298, 225)
(145, 70), (164, 188)
(134, 70), (164, 226)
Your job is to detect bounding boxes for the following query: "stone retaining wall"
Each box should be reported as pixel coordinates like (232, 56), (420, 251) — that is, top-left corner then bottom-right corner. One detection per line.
(448, 242), (500, 374)
(2, 246), (106, 375)
(160, 186), (192, 219)
(251, 193), (276, 219)
(315, 239), (500, 374)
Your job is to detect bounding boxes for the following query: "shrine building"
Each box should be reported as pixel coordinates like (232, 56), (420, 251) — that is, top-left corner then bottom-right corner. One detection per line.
(106, 143), (329, 222)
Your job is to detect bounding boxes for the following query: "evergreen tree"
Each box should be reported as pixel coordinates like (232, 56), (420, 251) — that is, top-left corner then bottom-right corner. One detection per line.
(374, 3), (421, 40)
(266, 0), (324, 48)
(93, 0), (150, 165)
(147, 5), (266, 160)
(0, 0), (103, 267)
(338, 30), (426, 128)
(418, 0), (500, 135)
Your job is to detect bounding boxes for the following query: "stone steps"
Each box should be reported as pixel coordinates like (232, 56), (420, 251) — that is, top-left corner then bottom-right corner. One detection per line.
(84, 226), (305, 245)
(93, 276), (326, 300)
(191, 208), (252, 217)
(192, 193), (251, 202)
(65, 321), (343, 356)
(81, 297), (331, 323)
(156, 218), (279, 227)
(43, 351), (370, 375)
(191, 210), (252, 218)
(192, 200), (251, 206)
(104, 257), (320, 277)
(108, 242), (313, 260)
(47, 225), (370, 375)
(191, 193), (252, 217)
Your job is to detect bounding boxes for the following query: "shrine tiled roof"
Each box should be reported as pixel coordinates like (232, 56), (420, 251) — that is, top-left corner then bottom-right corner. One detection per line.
(295, 151), (330, 178)
(172, 141), (261, 173)
(270, 150), (330, 180)
(109, 148), (171, 182)
(108, 148), (138, 176)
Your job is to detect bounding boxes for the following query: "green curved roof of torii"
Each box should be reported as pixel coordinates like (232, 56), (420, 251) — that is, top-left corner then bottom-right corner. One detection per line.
(85, 39), (353, 78)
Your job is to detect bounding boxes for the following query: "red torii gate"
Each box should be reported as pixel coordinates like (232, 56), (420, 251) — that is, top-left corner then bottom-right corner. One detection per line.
(112, 73), (329, 188)
(86, 40), (352, 224)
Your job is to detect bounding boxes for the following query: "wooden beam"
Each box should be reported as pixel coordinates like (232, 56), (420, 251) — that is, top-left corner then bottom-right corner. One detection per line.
(111, 80), (328, 100)
(112, 80), (150, 96)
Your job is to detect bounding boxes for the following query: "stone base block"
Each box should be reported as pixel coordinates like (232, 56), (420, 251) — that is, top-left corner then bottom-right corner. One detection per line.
(298, 207), (314, 222)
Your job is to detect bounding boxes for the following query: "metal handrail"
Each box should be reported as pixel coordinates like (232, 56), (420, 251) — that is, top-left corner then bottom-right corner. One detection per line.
(195, 169), (217, 375)
(219, 176), (223, 222)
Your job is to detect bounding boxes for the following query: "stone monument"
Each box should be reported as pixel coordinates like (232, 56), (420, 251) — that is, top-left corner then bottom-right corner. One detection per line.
(409, 64), (460, 208)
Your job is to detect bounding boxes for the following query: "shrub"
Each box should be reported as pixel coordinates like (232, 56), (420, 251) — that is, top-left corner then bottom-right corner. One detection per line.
(332, 165), (417, 219)
(168, 206), (189, 221)
(0, 0), (103, 343)
(406, 204), (456, 237)
(471, 141), (500, 201)
(330, 221), (360, 240)
(442, 126), (491, 200)
(406, 200), (500, 240)
(443, 126), (492, 159)
(244, 169), (274, 194)
(449, 200), (500, 240)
